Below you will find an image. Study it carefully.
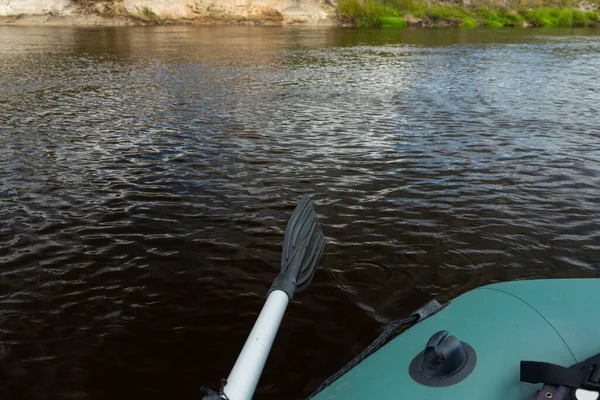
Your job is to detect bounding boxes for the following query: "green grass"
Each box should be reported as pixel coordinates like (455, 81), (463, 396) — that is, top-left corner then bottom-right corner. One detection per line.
(337, 0), (600, 28)
(476, 8), (523, 27)
(411, 3), (471, 21)
(460, 17), (478, 28)
(381, 16), (408, 27)
(487, 19), (504, 27)
(521, 8), (598, 27)
(140, 6), (163, 25)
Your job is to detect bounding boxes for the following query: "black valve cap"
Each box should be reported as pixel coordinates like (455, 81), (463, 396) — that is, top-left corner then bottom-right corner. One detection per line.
(409, 330), (477, 387)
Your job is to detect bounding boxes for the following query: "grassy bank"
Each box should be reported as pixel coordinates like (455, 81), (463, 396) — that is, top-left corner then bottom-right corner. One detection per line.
(338, 0), (600, 28)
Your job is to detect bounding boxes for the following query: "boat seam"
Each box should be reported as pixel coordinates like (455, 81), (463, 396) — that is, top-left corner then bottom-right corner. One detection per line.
(476, 287), (578, 362)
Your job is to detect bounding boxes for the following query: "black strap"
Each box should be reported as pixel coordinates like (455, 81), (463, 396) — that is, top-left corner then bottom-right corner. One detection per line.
(521, 361), (600, 390)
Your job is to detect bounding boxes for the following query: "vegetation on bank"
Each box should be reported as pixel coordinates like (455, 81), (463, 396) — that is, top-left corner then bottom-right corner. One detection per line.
(140, 6), (164, 25)
(337, 0), (600, 28)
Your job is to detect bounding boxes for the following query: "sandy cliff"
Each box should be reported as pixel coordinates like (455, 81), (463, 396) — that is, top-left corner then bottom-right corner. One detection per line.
(0, 0), (337, 24)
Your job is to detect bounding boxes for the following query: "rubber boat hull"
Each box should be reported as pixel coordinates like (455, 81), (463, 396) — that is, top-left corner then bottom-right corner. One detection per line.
(312, 279), (600, 399)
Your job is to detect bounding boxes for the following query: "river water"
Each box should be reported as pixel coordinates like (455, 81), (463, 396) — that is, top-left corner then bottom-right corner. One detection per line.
(1, 25), (600, 399)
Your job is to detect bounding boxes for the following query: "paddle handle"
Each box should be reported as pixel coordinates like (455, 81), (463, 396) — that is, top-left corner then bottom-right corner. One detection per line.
(222, 290), (290, 400)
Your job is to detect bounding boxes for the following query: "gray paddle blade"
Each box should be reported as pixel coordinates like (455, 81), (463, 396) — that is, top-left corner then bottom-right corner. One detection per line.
(281, 195), (325, 292)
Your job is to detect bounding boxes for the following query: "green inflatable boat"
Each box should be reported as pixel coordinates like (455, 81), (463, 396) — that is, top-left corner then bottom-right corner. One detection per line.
(201, 197), (600, 400)
(311, 278), (600, 400)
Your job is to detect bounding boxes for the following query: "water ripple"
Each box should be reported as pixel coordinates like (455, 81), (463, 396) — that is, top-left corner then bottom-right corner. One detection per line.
(1, 26), (600, 400)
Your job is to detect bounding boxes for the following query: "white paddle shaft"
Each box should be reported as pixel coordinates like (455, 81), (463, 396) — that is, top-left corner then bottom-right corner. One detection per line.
(223, 290), (290, 400)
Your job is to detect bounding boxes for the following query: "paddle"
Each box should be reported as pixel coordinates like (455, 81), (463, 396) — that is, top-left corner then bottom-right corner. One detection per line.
(202, 195), (326, 400)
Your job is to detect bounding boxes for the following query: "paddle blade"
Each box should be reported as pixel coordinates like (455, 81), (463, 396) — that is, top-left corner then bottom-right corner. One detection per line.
(281, 195), (325, 292)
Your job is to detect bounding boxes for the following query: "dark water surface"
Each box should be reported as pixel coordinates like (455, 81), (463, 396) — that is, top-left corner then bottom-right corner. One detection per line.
(1, 25), (600, 399)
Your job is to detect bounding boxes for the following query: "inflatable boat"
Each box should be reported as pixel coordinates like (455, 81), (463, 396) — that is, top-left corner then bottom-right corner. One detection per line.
(202, 196), (600, 400)
(310, 278), (600, 400)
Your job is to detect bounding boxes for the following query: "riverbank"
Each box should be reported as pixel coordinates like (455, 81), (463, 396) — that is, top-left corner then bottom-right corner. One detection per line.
(1, 0), (598, 26)
(338, 0), (600, 28)
(0, 0), (337, 26)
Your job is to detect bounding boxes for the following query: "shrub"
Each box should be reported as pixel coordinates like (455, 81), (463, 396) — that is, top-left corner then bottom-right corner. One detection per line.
(336, 0), (600, 28)
(460, 17), (478, 27)
(140, 6), (163, 24)
(381, 16), (409, 27)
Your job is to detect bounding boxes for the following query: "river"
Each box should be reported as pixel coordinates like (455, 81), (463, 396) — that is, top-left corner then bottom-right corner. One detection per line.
(1, 25), (600, 399)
